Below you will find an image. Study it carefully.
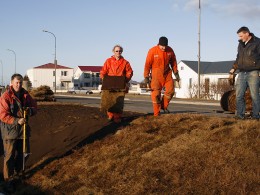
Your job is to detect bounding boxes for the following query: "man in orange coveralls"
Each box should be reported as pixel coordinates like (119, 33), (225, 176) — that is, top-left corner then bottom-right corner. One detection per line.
(144, 36), (180, 116)
(100, 45), (133, 123)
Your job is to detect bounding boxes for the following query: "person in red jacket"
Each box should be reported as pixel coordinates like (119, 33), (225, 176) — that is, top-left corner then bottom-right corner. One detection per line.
(0, 74), (37, 191)
(100, 45), (133, 123)
(144, 36), (180, 116)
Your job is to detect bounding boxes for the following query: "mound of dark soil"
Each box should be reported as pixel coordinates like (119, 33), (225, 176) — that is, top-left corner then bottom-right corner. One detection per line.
(0, 103), (140, 187)
(30, 85), (55, 101)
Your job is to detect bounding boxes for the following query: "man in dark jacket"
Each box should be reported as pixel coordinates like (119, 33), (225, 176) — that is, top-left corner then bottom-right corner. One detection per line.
(229, 26), (260, 120)
(0, 74), (37, 190)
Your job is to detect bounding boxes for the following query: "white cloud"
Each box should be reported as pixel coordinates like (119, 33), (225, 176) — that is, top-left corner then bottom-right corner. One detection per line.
(171, 0), (260, 20)
(211, 0), (260, 20)
(169, 0), (212, 11)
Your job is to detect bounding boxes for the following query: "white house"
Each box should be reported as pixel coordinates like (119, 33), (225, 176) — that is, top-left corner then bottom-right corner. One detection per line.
(73, 66), (102, 89)
(27, 63), (74, 90)
(175, 60), (234, 99)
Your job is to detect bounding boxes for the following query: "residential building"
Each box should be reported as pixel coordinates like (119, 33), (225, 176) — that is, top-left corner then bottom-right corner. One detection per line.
(73, 66), (102, 89)
(27, 63), (74, 90)
(175, 60), (234, 99)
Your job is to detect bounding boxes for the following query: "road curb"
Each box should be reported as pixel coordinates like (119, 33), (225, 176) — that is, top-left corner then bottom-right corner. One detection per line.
(56, 94), (220, 106)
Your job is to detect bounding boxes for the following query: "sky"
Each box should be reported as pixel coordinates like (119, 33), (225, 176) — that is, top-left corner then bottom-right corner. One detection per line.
(0, 0), (260, 85)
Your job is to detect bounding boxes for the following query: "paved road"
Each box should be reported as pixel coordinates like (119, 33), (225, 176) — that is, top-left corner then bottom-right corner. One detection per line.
(55, 94), (234, 118)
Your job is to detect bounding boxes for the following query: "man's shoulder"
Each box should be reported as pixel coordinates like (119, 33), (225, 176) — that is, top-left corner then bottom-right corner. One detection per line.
(121, 58), (129, 64)
(149, 45), (159, 52)
(250, 33), (260, 43)
(106, 56), (116, 63)
(254, 36), (260, 43)
(22, 88), (29, 94)
(166, 46), (174, 52)
(1, 89), (11, 99)
(23, 90), (35, 101)
(105, 57), (112, 62)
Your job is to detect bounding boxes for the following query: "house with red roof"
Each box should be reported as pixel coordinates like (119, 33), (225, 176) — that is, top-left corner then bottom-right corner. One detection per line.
(73, 66), (102, 88)
(27, 63), (74, 90)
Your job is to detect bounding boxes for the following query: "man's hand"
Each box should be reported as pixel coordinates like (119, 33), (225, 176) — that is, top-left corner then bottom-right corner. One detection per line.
(233, 63), (238, 70)
(174, 71), (180, 82)
(229, 68), (235, 74)
(18, 118), (26, 125)
(228, 73), (236, 86)
(228, 69), (236, 86)
(144, 77), (149, 84)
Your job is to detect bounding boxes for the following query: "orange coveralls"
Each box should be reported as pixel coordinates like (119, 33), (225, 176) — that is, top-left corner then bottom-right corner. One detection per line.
(144, 45), (178, 116)
(100, 56), (133, 121)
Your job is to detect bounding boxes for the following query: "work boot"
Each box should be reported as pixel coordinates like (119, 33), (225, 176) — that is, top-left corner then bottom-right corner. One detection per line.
(163, 108), (170, 113)
(234, 115), (245, 120)
(14, 171), (25, 182)
(247, 116), (259, 121)
(4, 180), (16, 193)
(114, 118), (121, 123)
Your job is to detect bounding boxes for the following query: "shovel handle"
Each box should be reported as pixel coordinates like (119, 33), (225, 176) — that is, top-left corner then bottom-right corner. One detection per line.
(23, 108), (29, 171)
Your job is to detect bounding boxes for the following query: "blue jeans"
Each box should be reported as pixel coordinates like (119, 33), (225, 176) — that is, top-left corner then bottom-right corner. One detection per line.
(236, 70), (260, 119)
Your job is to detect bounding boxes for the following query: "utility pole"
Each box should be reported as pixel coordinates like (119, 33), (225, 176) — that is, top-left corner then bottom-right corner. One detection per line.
(198, 0), (201, 98)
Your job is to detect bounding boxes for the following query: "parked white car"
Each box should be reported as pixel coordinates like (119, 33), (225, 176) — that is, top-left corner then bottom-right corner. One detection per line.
(67, 87), (93, 94)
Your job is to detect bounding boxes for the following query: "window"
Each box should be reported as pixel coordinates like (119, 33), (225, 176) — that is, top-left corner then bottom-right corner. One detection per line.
(218, 78), (229, 85)
(189, 78), (192, 88)
(84, 73), (90, 78)
(205, 78), (210, 94)
(96, 73), (100, 77)
(61, 71), (68, 76)
(53, 71), (55, 76)
(84, 82), (90, 87)
(181, 66), (184, 70)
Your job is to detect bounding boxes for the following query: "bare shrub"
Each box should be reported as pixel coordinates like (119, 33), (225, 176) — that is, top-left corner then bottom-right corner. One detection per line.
(189, 79), (233, 100)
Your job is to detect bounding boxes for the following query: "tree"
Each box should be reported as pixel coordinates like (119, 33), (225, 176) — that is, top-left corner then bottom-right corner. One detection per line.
(23, 74), (32, 90)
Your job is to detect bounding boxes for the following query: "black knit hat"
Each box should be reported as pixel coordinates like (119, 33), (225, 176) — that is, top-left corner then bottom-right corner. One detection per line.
(158, 36), (168, 46)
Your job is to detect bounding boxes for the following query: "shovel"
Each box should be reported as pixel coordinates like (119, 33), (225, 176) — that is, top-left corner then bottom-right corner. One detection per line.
(22, 108), (31, 171)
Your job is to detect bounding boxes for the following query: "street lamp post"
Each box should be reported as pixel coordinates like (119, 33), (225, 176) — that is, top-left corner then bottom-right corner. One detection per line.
(7, 49), (16, 73)
(43, 30), (57, 93)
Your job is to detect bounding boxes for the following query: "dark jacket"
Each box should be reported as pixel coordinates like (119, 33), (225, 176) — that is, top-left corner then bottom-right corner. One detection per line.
(235, 33), (260, 71)
(0, 86), (37, 140)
